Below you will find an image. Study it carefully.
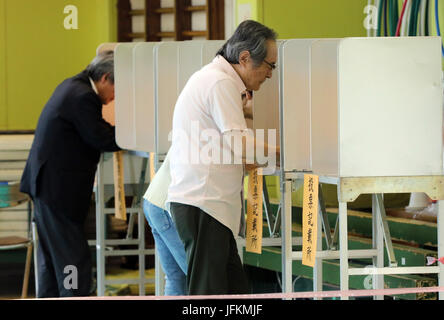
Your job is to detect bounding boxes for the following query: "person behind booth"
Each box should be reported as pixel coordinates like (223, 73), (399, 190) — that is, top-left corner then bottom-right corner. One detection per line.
(166, 20), (280, 295)
(20, 51), (121, 297)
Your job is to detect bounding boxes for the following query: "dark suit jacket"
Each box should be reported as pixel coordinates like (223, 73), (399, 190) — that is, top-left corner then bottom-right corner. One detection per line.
(20, 70), (121, 222)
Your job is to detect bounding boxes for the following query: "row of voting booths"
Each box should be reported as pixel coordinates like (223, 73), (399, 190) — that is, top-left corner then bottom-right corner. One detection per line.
(109, 36), (444, 299)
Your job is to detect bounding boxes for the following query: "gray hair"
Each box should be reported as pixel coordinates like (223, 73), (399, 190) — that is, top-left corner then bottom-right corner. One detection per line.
(86, 50), (114, 84)
(217, 20), (277, 67)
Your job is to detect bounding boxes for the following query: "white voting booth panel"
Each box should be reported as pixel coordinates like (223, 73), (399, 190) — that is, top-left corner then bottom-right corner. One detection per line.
(134, 42), (157, 152)
(280, 39), (318, 172)
(115, 43), (138, 150)
(252, 40), (285, 152)
(311, 37), (443, 178)
(155, 40), (224, 155)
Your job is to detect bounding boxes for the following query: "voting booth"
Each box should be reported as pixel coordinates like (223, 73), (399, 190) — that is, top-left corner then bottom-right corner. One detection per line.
(279, 37), (444, 300)
(311, 37), (443, 178)
(95, 43), (154, 297)
(111, 37), (444, 300)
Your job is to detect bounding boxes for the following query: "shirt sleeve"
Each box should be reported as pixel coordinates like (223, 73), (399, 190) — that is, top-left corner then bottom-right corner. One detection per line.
(208, 79), (248, 134)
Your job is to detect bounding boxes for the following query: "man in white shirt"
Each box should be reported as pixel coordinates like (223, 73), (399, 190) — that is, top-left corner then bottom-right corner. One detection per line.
(166, 20), (279, 295)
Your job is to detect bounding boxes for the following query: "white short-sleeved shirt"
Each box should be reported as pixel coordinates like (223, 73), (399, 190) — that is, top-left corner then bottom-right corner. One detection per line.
(166, 55), (248, 236)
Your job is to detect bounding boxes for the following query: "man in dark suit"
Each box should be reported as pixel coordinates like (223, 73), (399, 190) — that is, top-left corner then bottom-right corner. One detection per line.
(20, 51), (121, 297)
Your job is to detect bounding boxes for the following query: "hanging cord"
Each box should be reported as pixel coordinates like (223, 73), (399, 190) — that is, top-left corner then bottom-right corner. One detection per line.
(425, 0), (430, 35)
(435, 0), (444, 56)
(402, 0), (413, 36)
(418, 0), (426, 36)
(388, 0), (399, 36)
(393, 0), (399, 34)
(396, 0), (409, 36)
(388, 0), (393, 35)
(408, 0), (420, 36)
(377, 0), (384, 36)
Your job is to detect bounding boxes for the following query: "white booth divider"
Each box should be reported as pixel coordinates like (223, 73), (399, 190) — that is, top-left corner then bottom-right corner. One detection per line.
(280, 39), (317, 172)
(252, 40), (285, 153)
(311, 37), (443, 178)
(134, 42), (157, 152)
(155, 40), (224, 155)
(115, 43), (138, 150)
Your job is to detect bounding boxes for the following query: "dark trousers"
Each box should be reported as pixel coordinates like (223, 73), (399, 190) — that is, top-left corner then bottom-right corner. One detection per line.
(169, 202), (249, 295)
(33, 197), (92, 298)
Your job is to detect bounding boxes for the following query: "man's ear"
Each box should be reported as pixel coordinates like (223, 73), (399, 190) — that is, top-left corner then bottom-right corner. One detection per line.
(238, 50), (250, 67)
(100, 73), (110, 83)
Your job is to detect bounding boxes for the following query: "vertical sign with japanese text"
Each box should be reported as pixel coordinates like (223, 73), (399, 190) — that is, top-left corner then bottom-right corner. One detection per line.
(302, 174), (319, 267)
(113, 151), (127, 221)
(246, 168), (263, 254)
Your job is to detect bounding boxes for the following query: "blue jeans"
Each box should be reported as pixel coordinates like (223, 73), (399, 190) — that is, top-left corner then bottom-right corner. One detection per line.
(143, 199), (187, 295)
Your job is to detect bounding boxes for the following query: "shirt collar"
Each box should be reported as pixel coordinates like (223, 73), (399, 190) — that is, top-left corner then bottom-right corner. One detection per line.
(89, 77), (98, 95)
(212, 55), (247, 94)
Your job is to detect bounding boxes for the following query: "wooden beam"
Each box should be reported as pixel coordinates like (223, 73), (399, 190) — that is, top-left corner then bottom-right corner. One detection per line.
(117, 0), (132, 42)
(182, 30), (208, 37)
(127, 32), (146, 38)
(145, 0), (161, 41)
(129, 9), (145, 16)
(174, 0), (192, 40)
(156, 32), (175, 38)
(154, 7), (174, 14)
(184, 5), (207, 12)
(206, 0), (225, 40)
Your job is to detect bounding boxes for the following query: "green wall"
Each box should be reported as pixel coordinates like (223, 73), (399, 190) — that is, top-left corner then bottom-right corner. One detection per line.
(3, 0), (443, 130)
(263, 0), (368, 38)
(0, 0), (6, 129)
(0, 0), (117, 131)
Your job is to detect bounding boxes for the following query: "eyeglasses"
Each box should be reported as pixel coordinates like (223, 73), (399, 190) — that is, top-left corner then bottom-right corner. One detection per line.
(263, 59), (277, 70)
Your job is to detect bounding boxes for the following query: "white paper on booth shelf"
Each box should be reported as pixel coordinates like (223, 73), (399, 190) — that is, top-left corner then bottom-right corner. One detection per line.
(311, 37), (443, 178)
(133, 42), (158, 153)
(280, 39), (318, 172)
(115, 43), (138, 150)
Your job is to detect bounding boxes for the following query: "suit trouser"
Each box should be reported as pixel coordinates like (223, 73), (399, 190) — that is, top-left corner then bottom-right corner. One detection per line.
(33, 197), (92, 297)
(169, 202), (249, 295)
